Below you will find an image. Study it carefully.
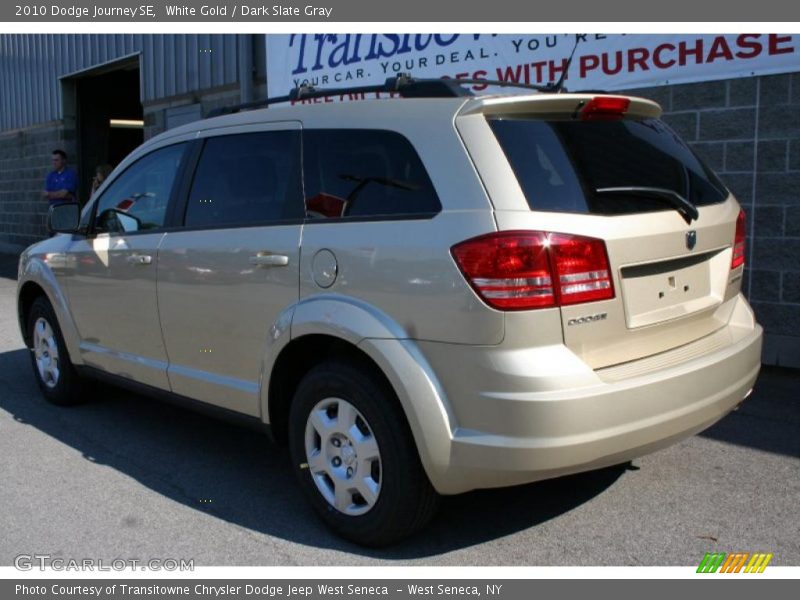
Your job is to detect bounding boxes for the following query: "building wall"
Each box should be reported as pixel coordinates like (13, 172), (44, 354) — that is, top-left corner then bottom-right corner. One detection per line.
(0, 82), (256, 253)
(0, 33), (265, 253)
(628, 73), (800, 366)
(0, 34), (243, 131)
(0, 121), (75, 251)
(140, 83), (268, 140)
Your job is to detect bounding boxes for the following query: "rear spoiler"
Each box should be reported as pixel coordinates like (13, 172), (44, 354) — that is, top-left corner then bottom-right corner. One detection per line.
(457, 93), (662, 120)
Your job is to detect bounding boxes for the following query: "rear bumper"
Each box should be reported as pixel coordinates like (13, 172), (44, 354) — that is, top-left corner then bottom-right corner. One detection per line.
(414, 295), (763, 494)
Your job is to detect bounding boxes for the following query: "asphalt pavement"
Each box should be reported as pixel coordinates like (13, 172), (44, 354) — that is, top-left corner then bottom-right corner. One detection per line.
(0, 252), (798, 566)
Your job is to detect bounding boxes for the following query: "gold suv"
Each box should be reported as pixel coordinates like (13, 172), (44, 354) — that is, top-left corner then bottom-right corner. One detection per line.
(17, 81), (763, 546)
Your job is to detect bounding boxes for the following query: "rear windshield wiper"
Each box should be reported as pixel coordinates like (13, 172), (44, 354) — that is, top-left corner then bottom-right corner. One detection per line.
(594, 186), (699, 224)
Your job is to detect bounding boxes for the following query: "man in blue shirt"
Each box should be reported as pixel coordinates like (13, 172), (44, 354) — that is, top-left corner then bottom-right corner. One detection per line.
(43, 149), (78, 206)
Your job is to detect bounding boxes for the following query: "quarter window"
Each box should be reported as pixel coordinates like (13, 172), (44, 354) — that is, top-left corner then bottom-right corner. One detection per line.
(93, 143), (186, 234)
(183, 131), (304, 228)
(303, 129), (441, 219)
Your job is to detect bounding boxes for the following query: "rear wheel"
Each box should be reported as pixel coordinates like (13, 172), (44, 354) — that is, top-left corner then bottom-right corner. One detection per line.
(288, 359), (439, 546)
(27, 296), (87, 406)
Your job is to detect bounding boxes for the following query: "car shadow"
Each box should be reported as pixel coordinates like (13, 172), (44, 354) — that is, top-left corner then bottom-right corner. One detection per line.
(0, 346), (627, 559)
(698, 365), (800, 458)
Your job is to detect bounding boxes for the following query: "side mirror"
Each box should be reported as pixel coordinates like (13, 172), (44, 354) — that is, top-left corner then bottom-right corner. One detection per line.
(112, 210), (141, 233)
(96, 208), (141, 234)
(47, 202), (80, 234)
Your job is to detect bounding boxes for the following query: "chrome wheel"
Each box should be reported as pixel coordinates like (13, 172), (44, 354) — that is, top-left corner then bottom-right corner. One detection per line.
(304, 397), (382, 516)
(33, 317), (60, 389)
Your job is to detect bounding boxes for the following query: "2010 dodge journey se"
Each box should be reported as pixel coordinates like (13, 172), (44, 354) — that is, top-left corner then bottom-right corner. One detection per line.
(17, 79), (763, 546)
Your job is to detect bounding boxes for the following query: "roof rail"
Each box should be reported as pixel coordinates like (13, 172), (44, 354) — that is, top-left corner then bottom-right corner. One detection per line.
(207, 74), (465, 117)
(206, 73), (557, 118)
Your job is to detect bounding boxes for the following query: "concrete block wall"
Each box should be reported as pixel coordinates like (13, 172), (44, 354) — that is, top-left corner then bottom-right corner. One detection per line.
(0, 122), (76, 253)
(142, 84), (246, 140)
(0, 84), (245, 252)
(629, 72), (800, 366)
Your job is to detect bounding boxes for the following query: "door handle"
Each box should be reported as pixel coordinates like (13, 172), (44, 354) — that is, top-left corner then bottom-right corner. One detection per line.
(249, 253), (290, 267)
(126, 254), (153, 265)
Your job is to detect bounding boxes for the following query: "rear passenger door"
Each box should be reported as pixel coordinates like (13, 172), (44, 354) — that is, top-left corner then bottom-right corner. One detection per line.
(298, 128), (503, 346)
(156, 123), (304, 416)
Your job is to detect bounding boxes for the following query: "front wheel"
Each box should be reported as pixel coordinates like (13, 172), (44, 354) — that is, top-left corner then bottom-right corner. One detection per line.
(27, 296), (87, 406)
(288, 359), (439, 547)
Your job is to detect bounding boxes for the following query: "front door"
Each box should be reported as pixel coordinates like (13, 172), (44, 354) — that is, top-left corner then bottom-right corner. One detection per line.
(65, 142), (188, 389)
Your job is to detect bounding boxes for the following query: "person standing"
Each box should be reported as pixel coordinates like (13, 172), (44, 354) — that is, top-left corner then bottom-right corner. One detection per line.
(90, 164), (113, 198)
(42, 149), (78, 206)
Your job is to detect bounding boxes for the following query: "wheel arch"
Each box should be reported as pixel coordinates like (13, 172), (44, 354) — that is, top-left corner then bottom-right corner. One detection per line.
(17, 258), (83, 363)
(266, 334), (390, 444)
(261, 295), (457, 492)
(18, 280), (48, 347)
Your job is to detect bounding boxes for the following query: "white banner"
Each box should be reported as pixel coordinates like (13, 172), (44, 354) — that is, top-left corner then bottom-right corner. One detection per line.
(266, 34), (799, 99)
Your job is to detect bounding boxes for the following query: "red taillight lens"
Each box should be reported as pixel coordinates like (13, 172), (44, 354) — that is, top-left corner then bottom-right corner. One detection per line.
(451, 231), (614, 311)
(731, 209), (746, 269)
(548, 233), (615, 305)
(581, 96), (631, 121)
(450, 231), (555, 310)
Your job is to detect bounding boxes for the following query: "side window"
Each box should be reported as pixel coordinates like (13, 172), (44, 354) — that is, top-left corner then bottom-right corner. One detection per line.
(183, 131), (304, 228)
(93, 143), (186, 234)
(303, 129), (442, 220)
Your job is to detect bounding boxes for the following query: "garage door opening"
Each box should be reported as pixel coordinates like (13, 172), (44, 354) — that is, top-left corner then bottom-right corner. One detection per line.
(71, 59), (143, 205)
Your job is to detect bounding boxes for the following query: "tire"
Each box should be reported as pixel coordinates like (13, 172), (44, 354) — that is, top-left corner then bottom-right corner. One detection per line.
(26, 295), (87, 406)
(288, 358), (439, 547)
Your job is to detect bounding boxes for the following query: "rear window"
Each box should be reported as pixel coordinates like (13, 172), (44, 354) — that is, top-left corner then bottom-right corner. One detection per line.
(488, 117), (728, 215)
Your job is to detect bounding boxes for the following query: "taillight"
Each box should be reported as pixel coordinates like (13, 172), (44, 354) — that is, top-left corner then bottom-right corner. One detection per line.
(581, 96), (631, 121)
(548, 233), (615, 305)
(451, 231), (614, 311)
(731, 209), (746, 269)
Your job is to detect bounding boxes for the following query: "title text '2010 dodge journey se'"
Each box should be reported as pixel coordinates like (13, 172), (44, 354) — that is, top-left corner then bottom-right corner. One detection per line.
(17, 82), (763, 546)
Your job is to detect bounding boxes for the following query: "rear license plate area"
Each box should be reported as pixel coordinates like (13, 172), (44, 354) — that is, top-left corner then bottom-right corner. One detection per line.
(620, 251), (721, 328)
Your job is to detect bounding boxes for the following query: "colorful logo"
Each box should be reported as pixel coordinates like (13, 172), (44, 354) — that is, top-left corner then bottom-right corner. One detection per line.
(697, 552), (773, 573)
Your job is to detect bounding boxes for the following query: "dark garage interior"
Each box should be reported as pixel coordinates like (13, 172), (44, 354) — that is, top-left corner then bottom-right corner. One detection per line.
(74, 62), (143, 205)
